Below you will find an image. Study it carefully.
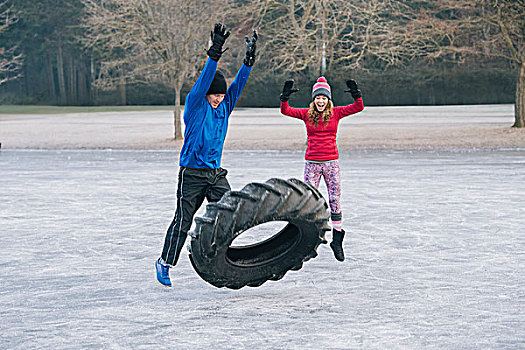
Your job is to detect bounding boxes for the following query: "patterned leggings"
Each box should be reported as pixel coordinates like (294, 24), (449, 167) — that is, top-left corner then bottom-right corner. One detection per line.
(303, 160), (342, 228)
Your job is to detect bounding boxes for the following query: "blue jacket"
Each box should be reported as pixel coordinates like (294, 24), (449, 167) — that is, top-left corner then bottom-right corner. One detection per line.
(179, 58), (252, 169)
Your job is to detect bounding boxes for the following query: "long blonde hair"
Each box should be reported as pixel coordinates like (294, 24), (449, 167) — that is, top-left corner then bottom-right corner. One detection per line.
(307, 100), (334, 127)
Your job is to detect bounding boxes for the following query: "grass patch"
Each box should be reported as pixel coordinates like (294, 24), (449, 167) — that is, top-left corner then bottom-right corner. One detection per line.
(0, 105), (176, 114)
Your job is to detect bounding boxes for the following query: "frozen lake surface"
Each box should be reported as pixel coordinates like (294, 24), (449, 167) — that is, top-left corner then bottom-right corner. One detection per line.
(1, 150), (524, 349)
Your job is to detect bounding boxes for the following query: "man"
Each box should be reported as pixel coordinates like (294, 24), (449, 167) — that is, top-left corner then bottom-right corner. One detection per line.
(156, 23), (258, 287)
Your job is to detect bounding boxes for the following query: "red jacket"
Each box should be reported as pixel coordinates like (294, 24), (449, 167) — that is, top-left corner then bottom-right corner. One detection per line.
(280, 98), (364, 161)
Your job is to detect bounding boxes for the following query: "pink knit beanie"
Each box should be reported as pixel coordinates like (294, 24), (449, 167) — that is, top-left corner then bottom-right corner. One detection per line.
(311, 76), (331, 100)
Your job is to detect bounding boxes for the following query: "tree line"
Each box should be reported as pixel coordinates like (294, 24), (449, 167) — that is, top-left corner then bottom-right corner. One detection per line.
(0, 0), (523, 136)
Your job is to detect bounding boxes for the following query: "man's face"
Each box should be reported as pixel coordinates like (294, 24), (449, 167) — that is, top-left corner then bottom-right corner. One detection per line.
(314, 95), (329, 112)
(206, 94), (225, 109)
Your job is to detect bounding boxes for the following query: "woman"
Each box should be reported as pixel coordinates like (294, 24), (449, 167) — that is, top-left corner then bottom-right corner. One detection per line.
(279, 76), (364, 262)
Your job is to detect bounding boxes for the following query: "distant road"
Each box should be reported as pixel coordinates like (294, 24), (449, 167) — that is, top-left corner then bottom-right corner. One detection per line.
(1, 104), (523, 151)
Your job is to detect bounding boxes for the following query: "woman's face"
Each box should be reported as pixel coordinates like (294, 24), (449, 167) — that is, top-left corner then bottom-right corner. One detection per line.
(314, 95), (329, 112)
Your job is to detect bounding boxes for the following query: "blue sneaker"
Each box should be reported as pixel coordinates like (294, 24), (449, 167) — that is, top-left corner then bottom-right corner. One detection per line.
(155, 258), (171, 287)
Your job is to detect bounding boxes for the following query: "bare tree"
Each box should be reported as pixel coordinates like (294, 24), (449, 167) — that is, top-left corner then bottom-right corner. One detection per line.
(255, 0), (408, 76)
(82, 0), (230, 139)
(255, 0), (524, 127)
(0, 0), (22, 85)
(366, 0), (524, 127)
(408, 0), (525, 127)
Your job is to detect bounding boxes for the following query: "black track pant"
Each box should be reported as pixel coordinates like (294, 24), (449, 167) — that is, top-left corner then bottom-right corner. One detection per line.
(161, 166), (230, 266)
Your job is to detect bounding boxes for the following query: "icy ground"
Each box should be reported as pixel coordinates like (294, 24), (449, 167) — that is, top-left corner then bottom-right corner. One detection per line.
(1, 150), (524, 349)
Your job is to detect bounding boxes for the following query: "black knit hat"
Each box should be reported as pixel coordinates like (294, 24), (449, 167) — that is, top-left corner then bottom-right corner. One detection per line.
(206, 70), (227, 95)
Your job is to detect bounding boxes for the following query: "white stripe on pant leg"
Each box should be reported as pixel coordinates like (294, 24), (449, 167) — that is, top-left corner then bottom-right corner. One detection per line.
(166, 168), (186, 266)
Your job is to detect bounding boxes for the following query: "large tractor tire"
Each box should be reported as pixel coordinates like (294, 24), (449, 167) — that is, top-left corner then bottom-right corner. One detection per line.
(189, 178), (330, 289)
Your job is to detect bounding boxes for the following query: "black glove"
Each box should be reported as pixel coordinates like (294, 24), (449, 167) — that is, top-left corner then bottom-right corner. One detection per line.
(243, 30), (258, 67)
(207, 23), (231, 62)
(344, 79), (362, 99)
(280, 80), (299, 102)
